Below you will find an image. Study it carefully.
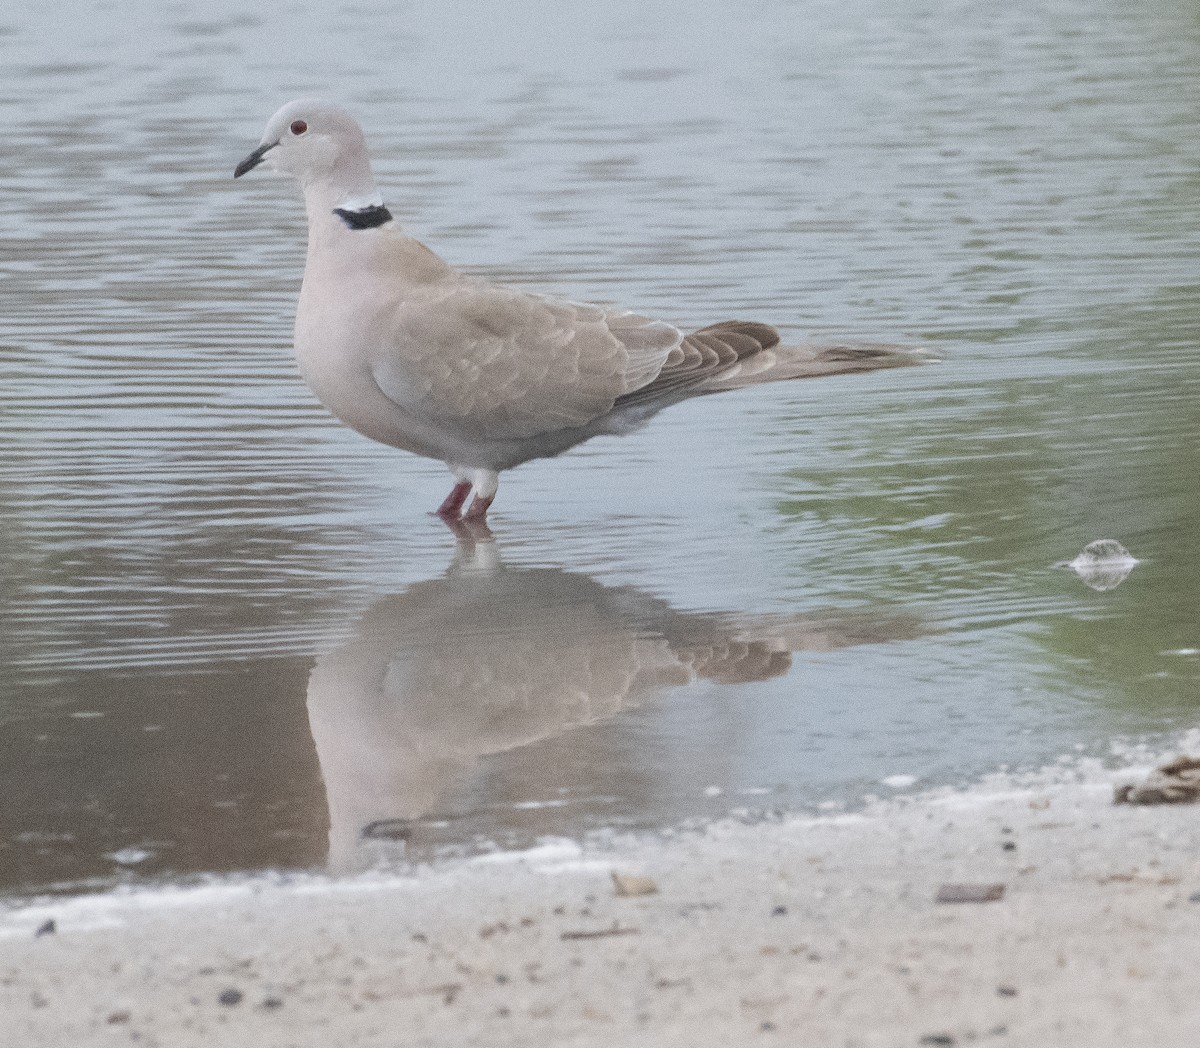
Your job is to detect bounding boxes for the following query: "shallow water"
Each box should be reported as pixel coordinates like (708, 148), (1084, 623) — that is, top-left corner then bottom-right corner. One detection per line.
(2, 0), (1199, 895)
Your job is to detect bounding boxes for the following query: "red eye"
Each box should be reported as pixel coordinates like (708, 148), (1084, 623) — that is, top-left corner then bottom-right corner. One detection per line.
(290, 119), (308, 135)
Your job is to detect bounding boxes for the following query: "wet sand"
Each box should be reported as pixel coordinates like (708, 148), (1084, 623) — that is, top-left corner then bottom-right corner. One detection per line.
(4, 766), (1198, 1048)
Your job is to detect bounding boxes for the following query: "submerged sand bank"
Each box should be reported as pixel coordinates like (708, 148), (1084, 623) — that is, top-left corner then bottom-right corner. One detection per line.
(4, 767), (1199, 1047)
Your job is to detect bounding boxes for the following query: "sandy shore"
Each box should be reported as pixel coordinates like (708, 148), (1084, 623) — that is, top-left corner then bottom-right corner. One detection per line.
(4, 764), (1199, 1048)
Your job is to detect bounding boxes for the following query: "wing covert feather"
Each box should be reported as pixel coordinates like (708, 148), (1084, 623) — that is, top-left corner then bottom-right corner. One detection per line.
(370, 278), (682, 441)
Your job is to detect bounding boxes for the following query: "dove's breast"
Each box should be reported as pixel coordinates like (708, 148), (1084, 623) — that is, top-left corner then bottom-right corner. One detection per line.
(290, 256), (471, 462)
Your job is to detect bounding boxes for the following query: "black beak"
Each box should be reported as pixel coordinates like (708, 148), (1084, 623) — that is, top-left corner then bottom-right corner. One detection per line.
(234, 141), (276, 178)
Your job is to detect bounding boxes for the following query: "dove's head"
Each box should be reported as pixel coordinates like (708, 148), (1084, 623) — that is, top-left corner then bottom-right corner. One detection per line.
(235, 100), (379, 204)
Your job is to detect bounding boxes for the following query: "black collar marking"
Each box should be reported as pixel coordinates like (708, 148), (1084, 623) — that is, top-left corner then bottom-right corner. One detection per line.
(333, 204), (393, 230)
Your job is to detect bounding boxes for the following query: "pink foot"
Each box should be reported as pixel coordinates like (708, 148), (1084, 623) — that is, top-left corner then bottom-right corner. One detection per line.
(463, 493), (494, 522)
(433, 480), (471, 520)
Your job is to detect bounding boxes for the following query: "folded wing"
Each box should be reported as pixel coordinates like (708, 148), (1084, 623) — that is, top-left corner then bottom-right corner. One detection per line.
(371, 279), (683, 442)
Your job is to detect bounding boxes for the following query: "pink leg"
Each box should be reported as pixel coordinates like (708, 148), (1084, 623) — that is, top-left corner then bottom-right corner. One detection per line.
(462, 493), (494, 522)
(434, 480), (471, 520)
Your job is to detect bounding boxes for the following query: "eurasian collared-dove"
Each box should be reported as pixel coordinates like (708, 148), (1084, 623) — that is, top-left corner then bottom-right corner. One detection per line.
(235, 100), (919, 522)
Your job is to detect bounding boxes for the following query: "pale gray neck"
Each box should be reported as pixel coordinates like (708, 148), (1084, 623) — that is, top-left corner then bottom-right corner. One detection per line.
(302, 150), (383, 222)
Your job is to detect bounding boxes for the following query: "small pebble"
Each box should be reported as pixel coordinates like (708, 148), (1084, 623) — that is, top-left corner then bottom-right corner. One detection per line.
(936, 883), (1005, 904)
(106, 1010), (131, 1025)
(997, 984), (1018, 997)
(611, 871), (658, 897)
(1001, 841), (1016, 851)
(1188, 891), (1200, 903)
(262, 996), (283, 1010)
(771, 905), (787, 917)
(919, 1036), (955, 1047)
(218, 988), (243, 1007)
(760, 1021), (776, 1032)
(34, 919), (56, 938)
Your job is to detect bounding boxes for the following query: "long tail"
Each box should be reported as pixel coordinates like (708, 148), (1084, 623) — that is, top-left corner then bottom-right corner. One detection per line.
(611, 320), (927, 412)
(691, 321), (926, 393)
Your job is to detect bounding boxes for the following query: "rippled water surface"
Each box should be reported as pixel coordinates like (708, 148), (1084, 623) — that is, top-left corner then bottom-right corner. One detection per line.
(2, 0), (1199, 895)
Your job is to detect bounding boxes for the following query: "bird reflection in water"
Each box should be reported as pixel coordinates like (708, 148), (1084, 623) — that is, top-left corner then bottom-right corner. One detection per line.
(307, 531), (916, 872)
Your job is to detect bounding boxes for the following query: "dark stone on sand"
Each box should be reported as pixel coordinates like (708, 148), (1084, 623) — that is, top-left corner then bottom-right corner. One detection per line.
(935, 883), (1005, 904)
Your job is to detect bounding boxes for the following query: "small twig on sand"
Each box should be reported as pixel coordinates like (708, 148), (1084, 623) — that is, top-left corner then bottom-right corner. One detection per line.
(560, 922), (640, 941)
